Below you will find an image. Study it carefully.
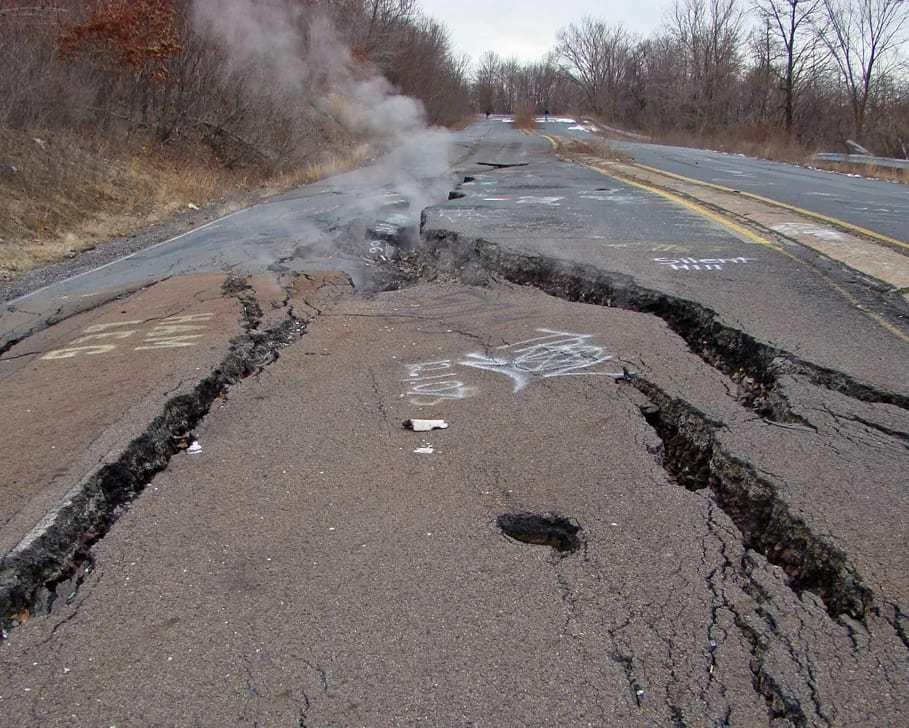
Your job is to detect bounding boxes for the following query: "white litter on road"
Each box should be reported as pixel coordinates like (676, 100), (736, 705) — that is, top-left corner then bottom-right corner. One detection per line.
(414, 446), (435, 455)
(187, 441), (202, 454)
(404, 419), (449, 432)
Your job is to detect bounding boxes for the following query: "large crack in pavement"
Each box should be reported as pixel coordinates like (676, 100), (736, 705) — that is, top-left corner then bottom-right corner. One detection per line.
(0, 273), (342, 635)
(406, 224), (909, 415)
(392, 225), (905, 643)
(634, 379), (870, 619)
(1, 259), (903, 723)
(0, 157), (902, 720)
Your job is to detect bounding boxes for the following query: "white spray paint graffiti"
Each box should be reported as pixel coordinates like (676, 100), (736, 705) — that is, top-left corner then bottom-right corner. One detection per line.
(580, 192), (637, 204)
(515, 196), (564, 206)
(654, 257), (754, 271)
(459, 329), (625, 392)
(371, 222), (400, 236)
(401, 359), (477, 406)
(652, 244), (693, 253)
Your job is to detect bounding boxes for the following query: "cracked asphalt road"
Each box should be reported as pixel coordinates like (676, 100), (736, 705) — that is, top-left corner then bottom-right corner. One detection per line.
(0, 120), (907, 726)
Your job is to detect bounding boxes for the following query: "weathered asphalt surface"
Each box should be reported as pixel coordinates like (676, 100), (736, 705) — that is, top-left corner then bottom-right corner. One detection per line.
(0, 275), (241, 556)
(424, 136), (908, 397)
(539, 118), (908, 241)
(1, 119), (908, 726)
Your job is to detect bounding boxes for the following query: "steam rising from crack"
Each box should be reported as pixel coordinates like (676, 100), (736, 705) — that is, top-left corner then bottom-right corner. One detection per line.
(190, 1), (454, 278)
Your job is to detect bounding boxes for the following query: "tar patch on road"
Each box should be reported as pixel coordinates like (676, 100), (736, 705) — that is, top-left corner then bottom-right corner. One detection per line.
(497, 512), (583, 553)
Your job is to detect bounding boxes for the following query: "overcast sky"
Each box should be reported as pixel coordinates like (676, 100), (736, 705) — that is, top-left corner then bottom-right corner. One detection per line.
(418, 0), (673, 63)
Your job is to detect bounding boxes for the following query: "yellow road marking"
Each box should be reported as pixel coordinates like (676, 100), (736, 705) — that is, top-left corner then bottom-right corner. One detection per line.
(541, 134), (558, 149)
(630, 162), (908, 250)
(584, 162), (909, 344)
(591, 165), (777, 250)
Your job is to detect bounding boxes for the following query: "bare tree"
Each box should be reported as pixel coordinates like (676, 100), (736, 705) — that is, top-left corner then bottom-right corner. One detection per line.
(754, 0), (823, 132)
(556, 18), (635, 117)
(474, 51), (502, 113)
(668, 0), (745, 131)
(816, 0), (908, 138)
(362, 0), (417, 55)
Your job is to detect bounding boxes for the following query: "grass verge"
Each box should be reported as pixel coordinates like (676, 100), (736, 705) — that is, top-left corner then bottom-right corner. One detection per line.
(585, 120), (907, 184)
(0, 128), (369, 281)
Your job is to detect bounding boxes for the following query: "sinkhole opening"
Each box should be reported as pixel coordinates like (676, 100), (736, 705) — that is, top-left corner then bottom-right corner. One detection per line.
(497, 512), (583, 553)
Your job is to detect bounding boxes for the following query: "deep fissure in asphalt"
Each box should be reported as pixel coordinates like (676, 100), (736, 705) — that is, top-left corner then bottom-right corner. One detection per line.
(635, 379), (870, 619)
(0, 275), (311, 634)
(400, 228), (893, 623)
(2, 201), (902, 687)
(408, 227), (909, 414)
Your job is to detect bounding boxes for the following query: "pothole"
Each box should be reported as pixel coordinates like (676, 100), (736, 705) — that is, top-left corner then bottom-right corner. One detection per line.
(497, 512), (583, 553)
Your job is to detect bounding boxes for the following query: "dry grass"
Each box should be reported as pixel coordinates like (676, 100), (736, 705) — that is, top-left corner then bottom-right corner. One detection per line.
(556, 136), (634, 163)
(652, 126), (810, 164)
(809, 161), (907, 184)
(262, 144), (370, 193)
(0, 129), (369, 280)
(514, 104), (538, 131)
(646, 125), (907, 183)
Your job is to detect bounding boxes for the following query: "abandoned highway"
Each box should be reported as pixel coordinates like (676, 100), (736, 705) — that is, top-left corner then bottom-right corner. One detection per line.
(1, 118), (907, 726)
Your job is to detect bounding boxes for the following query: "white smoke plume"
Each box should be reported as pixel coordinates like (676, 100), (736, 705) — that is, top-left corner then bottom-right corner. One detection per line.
(191, 1), (455, 217)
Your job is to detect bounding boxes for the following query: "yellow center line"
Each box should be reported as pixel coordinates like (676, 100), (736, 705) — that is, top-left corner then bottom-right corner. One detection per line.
(582, 161), (909, 345)
(629, 162), (908, 251)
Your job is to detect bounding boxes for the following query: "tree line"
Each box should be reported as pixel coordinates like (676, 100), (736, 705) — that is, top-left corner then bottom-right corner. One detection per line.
(0, 0), (472, 168)
(2, 0), (905, 159)
(473, 0), (908, 156)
